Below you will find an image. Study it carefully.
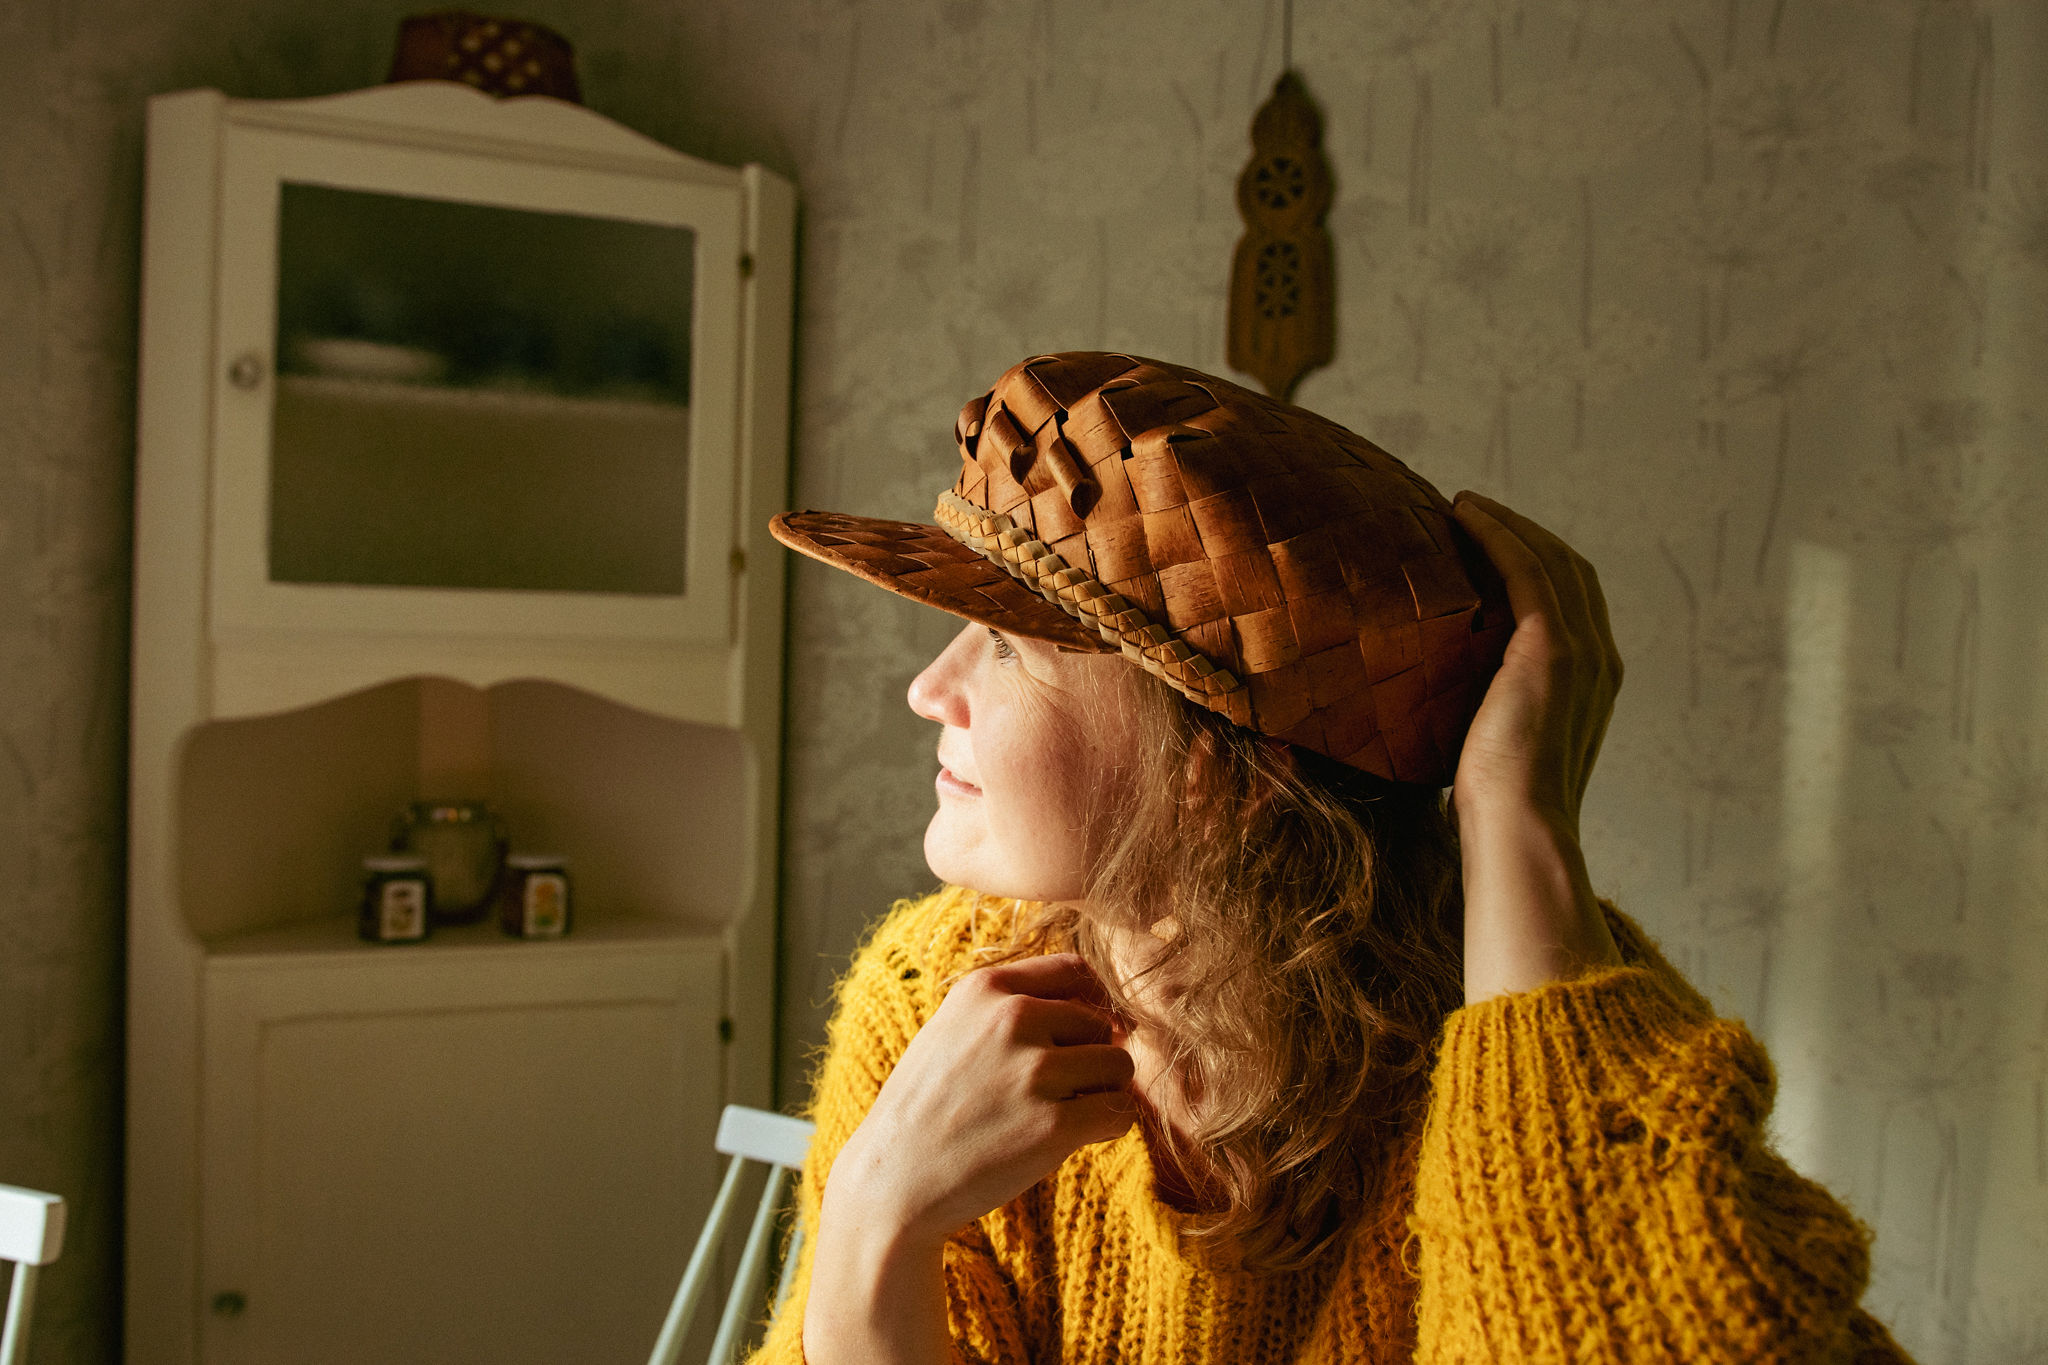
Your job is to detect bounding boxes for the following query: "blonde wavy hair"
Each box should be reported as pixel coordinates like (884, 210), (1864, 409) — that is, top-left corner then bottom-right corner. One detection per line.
(979, 667), (1466, 1273)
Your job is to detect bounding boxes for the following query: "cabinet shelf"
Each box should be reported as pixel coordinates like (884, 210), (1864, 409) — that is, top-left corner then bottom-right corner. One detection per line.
(276, 371), (691, 421)
(203, 908), (723, 966)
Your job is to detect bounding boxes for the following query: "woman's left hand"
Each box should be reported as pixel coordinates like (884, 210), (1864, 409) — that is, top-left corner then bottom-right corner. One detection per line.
(1447, 490), (1624, 1003)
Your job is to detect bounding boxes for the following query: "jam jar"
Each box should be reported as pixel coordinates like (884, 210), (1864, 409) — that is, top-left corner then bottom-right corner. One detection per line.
(359, 855), (432, 943)
(499, 855), (571, 939)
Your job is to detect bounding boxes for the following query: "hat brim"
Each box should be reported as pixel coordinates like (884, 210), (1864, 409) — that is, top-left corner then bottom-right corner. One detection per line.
(770, 510), (1117, 653)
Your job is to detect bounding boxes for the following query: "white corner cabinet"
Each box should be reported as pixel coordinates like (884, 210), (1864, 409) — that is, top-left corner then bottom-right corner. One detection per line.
(126, 84), (793, 1365)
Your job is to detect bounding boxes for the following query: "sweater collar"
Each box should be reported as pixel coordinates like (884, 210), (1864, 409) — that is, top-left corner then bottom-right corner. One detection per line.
(1099, 1123), (1243, 1273)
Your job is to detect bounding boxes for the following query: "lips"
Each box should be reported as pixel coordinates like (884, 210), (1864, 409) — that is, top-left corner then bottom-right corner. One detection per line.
(935, 757), (983, 796)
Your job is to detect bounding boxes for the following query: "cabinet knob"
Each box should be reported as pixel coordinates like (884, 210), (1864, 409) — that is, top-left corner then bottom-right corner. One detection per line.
(226, 352), (266, 391)
(210, 1290), (247, 1317)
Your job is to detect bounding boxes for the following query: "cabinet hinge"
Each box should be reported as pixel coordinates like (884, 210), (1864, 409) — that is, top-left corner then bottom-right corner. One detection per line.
(718, 1017), (734, 1044)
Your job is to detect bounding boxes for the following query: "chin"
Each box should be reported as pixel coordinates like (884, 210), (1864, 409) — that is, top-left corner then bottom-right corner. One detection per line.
(922, 848), (1024, 901)
(922, 826), (1014, 898)
(921, 809), (979, 889)
(921, 804), (1096, 901)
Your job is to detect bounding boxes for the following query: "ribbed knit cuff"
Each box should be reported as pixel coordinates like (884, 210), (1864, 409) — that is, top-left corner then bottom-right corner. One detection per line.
(1411, 965), (1879, 1361)
(1432, 963), (1773, 1167)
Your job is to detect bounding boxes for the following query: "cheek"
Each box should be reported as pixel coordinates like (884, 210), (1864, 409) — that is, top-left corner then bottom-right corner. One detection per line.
(974, 698), (1117, 883)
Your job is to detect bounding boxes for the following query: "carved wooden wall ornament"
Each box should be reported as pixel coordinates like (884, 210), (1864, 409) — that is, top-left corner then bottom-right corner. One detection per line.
(1228, 71), (1335, 402)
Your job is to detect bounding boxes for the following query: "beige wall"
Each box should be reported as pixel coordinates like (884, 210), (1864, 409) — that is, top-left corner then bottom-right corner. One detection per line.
(3, 1), (2043, 1361)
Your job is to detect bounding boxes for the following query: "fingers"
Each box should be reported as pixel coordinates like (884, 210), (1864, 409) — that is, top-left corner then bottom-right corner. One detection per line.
(1452, 492), (1618, 667)
(1031, 1042), (1136, 1099)
(980, 953), (1115, 1009)
(959, 961), (1120, 1043)
(1057, 1088), (1141, 1145)
(1005, 994), (1119, 1047)
(1450, 493), (1565, 635)
(1556, 551), (1623, 702)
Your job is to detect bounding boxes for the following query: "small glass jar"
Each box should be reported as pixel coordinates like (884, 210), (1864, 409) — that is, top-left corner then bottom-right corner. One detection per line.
(499, 855), (571, 939)
(359, 855), (433, 943)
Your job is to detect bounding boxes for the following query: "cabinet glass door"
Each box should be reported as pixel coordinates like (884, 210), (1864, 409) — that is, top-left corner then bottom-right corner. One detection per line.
(208, 121), (742, 648)
(270, 185), (696, 596)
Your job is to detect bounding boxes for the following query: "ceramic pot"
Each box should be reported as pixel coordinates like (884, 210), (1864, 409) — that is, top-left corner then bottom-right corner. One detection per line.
(393, 801), (506, 924)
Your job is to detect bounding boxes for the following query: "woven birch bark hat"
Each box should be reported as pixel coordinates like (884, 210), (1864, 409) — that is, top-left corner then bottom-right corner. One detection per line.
(771, 352), (1513, 786)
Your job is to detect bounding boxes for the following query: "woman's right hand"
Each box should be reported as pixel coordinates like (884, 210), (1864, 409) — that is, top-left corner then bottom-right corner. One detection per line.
(803, 954), (1136, 1365)
(822, 952), (1138, 1248)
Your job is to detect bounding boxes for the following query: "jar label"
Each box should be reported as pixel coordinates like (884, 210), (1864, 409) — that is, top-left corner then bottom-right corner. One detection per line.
(521, 873), (568, 937)
(379, 880), (428, 940)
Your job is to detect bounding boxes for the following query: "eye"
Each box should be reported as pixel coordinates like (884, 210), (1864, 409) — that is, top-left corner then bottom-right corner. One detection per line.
(986, 627), (1018, 661)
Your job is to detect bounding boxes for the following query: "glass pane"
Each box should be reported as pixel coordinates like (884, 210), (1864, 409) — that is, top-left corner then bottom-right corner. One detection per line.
(269, 184), (694, 595)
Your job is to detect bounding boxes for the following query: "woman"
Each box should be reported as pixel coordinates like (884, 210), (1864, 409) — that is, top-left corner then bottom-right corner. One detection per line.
(756, 353), (1908, 1363)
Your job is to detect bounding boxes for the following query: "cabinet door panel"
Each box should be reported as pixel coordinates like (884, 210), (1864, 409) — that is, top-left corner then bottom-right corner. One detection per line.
(201, 945), (724, 1365)
(209, 122), (742, 646)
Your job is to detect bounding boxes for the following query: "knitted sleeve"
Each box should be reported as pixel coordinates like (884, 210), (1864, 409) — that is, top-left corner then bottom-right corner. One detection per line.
(745, 887), (1036, 1365)
(1409, 903), (1915, 1364)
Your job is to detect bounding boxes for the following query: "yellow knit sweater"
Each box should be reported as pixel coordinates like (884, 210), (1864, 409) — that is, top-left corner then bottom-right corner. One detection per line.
(748, 886), (1912, 1364)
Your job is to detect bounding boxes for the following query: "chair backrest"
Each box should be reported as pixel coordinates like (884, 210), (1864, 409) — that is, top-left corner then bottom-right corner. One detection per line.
(1, 1184), (66, 1365)
(646, 1106), (815, 1365)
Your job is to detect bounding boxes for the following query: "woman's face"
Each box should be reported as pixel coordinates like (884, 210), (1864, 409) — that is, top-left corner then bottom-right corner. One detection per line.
(907, 620), (1142, 902)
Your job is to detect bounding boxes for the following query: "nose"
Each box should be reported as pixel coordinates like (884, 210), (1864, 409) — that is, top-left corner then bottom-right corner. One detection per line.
(907, 622), (978, 728)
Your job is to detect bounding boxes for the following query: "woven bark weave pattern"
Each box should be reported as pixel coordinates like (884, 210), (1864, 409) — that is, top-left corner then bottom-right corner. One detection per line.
(771, 509), (1109, 653)
(933, 491), (1241, 699)
(946, 352), (1513, 786)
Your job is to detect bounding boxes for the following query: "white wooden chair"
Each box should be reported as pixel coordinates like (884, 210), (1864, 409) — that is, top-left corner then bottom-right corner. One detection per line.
(647, 1105), (815, 1365)
(1, 1184), (65, 1365)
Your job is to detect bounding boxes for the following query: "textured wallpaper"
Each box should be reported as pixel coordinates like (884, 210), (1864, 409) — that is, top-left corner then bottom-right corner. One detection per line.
(768, 5), (2048, 1360)
(1, 1), (2042, 1361)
